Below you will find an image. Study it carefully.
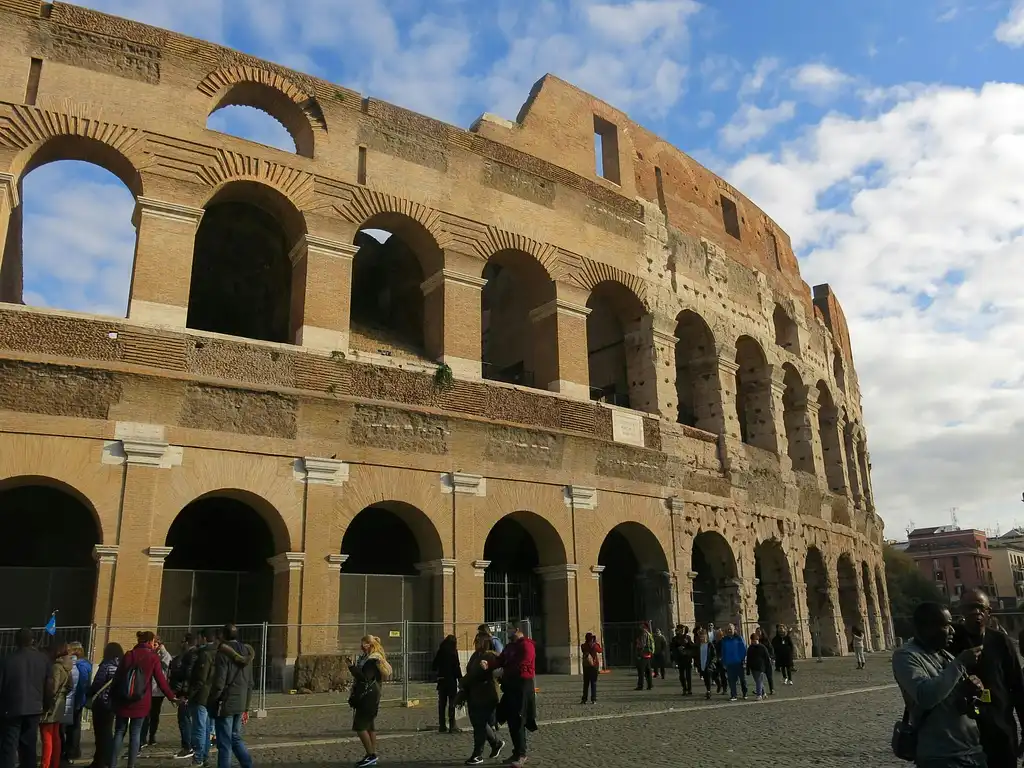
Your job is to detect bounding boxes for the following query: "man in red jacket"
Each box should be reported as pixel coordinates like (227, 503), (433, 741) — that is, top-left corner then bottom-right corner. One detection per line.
(483, 624), (537, 768)
(109, 632), (177, 768)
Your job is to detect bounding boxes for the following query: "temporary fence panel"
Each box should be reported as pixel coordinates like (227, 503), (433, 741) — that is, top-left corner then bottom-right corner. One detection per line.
(0, 624), (95, 657)
(0, 567), (96, 628)
(157, 570), (273, 628)
(598, 620), (650, 668)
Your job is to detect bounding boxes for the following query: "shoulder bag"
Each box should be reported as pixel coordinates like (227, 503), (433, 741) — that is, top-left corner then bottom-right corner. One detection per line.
(891, 705), (931, 761)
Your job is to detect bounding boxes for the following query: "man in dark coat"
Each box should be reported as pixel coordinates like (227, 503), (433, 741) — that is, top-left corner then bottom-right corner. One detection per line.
(207, 624), (254, 768)
(0, 628), (52, 768)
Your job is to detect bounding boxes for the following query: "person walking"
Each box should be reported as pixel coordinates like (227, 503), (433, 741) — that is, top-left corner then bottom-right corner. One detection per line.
(713, 628), (727, 694)
(63, 641), (91, 763)
(720, 624), (748, 702)
(39, 644), (75, 768)
(86, 643), (122, 768)
(141, 638), (172, 748)
(459, 632), (505, 765)
(432, 635), (462, 734)
(168, 635), (196, 759)
(0, 628), (52, 768)
(653, 629), (669, 680)
(485, 623), (537, 768)
(694, 628), (717, 700)
(476, 625), (503, 654)
(579, 633), (602, 705)
(755, 627), (775, 695)
(634, 623), (655, 691)
(109, 631), (178, 768)
(852, 626), (866, 670)
(347, 635), (392, 768)
(184, 629), (217, 767)
(670, 625), (694, 695)
(207, 624), (254, 768)
(745, 633), (772, 701)
(772, 624), (795, 686)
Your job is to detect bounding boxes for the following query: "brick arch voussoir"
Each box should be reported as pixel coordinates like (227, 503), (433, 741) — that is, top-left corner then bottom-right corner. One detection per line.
(197, 65), (327, 133)
(338, 186), (451, 251)
(468, 224), (562, 283)
(573, 256), (651, 313)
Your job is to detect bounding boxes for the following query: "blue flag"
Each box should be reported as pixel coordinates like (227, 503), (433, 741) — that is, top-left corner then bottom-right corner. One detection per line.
(44, 613), (56, 636)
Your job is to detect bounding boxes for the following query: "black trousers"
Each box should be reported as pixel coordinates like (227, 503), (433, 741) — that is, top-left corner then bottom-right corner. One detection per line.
(468, 704), (500, 758)
(0, 714), (39, 768)
(764, 664), (774, 694)
(437, 680), (457, 729)
(635, 658), (653, 689)
(678, 664), (693, 693)
(700, 667), (714, 694)
(91, 708), (114, 768)
(140, 696), (164, 744)
(780, 664), (793, 682)
(581, 668), (598, 702)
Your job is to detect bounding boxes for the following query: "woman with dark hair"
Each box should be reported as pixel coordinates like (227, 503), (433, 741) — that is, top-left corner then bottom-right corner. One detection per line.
(40, 644), (75, 768)
(87, 642), (123, 768)
(432, 634), (463, 733)
(459, 632), (505, 764)
(108, 631), (177, 768)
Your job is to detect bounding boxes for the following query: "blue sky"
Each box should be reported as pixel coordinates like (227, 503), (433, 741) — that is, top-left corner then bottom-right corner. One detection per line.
(20, 0), (1024, 539)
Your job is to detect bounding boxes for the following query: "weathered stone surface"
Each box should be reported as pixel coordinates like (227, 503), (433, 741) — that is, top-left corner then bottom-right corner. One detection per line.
(180, 384), (298, 438)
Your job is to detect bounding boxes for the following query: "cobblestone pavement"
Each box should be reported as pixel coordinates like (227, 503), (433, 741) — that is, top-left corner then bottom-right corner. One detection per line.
(107, 652), (903, 766)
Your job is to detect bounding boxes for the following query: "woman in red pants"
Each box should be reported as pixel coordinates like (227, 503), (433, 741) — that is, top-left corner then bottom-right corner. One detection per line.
(40, 644), (76, 768)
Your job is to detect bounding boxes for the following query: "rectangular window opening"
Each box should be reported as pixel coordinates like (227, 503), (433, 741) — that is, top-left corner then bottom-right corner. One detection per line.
(357, 146), (367, 185)
(721, 195), (741, 240)
(593, 115), (621, 185)
(25, 58), (42, 106)
(655, 166), (667, 215)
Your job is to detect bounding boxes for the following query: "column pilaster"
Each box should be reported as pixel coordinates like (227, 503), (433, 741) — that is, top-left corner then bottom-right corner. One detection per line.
(0, 171), (21, 303)
(626, 318), (677, 418)
(421, 267), (487, 379)
(535, 564), (580, 673)
(288, 236), (357, 351)
(530, 298), (592, 400)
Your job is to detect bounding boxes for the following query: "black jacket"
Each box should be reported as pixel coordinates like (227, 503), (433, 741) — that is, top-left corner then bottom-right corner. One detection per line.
(0, 647), (53, 717)
(746, 643), (772, 674)
(670, 634), (694, 667)
(772, 633), (795, 666)
(432, 646), (462, 685)
(206, 641), (254, 716)
(951, 625), (1024, 752)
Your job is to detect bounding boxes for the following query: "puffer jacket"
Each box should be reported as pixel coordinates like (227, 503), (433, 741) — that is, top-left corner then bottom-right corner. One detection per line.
(206, 642), (254, 717)
(41, 657), (74, 724)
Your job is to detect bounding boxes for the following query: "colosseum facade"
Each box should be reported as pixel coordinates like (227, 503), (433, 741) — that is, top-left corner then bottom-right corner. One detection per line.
(0, 1), (891, 677)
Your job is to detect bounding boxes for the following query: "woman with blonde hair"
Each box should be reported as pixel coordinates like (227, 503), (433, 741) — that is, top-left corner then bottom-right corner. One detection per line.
(346, 635), (392, 768)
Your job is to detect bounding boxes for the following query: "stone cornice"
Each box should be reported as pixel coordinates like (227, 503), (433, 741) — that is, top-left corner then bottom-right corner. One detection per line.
(420, 269), (488, 296)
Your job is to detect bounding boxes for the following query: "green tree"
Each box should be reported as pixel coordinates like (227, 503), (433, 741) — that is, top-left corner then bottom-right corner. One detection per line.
(884, 544), (945, 621)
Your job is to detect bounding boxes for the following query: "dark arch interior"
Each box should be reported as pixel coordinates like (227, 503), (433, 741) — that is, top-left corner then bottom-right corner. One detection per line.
(482, 517), (545, 664)
(586, 283), (642, 407)
(481, 253), (550, 388)
(350, 230), (426, 356)
(836, 556), (861, 642)
(674, 310), (715, 428)
(691, 532), (737, 628)
(186, 200), (294, 343)
(160, 496), (276, 627)
(754, 541), (795, 631)
(341, 506), (422, 576)
(734, 336), (768, 445)
(0, 485), (99, 627)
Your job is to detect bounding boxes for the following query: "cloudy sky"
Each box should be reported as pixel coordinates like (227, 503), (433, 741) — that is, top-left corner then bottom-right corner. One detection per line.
(23, 0), (1024, 540)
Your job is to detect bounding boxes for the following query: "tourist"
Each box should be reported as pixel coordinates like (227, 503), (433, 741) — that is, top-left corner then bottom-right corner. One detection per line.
(39, 644), (75, 768)
(459, 632), (505, 765)
(58, 644), (79, 764)
(852, 626), (866, 670)
(184, 629), (217, 767)
(432, 635), (462, 734)
(892, 601), (985, 768)
(109, 631), (177, 768)
(168, 634), (196, 759)
(141, 637), (172, 748)
(772, 624), (795, 686)
(652, 629), (669, 680)
(712, 628), (727, 693)
(63, 641), (91, 763)
(694, 628), (717, 700)
(347, 635), (392, 768)
(207, 624), (254, 768)
(720, 624), (748, 702)
(950, 588), (1024, 768)
(484, 623), (536, 768)
(0, 628), (52, 768)
(755, 627), (775, 695)
(579, 632), (602, 704)
(745, 633), (772, 701)
(634, 622), (655, 691)
(476, 625), (503, 654)
(86, 642), (122, 768)
(670, 625), (694, 695)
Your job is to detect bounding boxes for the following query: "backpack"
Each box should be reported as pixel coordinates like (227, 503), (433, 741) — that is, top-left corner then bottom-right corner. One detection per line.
(113, 653), (149, 705)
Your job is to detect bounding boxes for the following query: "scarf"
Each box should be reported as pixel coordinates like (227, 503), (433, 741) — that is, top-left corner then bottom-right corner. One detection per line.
(356, 651), (393, 680)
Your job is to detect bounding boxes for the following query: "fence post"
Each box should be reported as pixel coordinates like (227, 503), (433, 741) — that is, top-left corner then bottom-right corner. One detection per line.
(401, 620), (410, 705)
(257, 622), (269, 718)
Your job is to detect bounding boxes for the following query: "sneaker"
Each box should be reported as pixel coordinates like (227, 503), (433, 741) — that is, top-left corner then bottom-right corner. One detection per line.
(175, 749), (195, 760)
(449, 727), (463, 734)
(742, 695), (748, 700)
(465, 758), (484, 766)
(355, 756), (378, 768)
(489, 740), (506, 759)
(439, 726), (449, 734)
(511, 759), (528, 768)
(705, 692), (711, 699)
(729, 696), (738, 702)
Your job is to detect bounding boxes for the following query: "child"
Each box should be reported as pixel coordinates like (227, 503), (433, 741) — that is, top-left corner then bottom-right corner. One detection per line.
(745, 633), (772, 701)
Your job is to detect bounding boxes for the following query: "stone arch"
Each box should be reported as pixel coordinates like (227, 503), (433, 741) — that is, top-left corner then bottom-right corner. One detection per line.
(862, 560), (883, 650)
(0, 477), (102, 627)
(338, 187), (448, 268)
(341, 500), (445, 575)
(804, 545), (840, 655)
(734, 335), (773, 448)
(585, 279), (647, 408)
(598, 522), (671, 665)
(816, 381), (847, 499)
(674, 309), (718, 431)
(690, 530), (740, 628)
(187, 180), (304, 343)
(575, 259), (650, 312)
(773, 304), (799, 352)
(781, 363), (814, 473)
(471, 226), (561, 281)
(754, 538), (798, 637)
(836, 553), (861, 653)
(198, 66), (327, 158)
(480, 248), (557, 389)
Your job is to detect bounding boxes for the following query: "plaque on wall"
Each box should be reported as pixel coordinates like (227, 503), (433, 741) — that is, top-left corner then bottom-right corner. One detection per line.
(611, 409), (645, 448)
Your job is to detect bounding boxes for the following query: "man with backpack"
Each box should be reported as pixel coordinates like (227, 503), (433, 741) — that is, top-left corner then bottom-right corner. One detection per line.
(206, 624), (254, 768)
(109, 631), (177, 768)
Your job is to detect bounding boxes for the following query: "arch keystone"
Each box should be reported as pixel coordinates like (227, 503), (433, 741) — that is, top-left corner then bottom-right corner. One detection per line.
(339, 187), (450, 248)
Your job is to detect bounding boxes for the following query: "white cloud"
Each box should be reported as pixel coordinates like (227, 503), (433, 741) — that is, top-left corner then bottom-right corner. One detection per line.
(790, 63), (853, 97)
(699, 54), (741, 93)
(996, 0), (1024, 45)
(719, 101), (796, 148)
(738, 56), (781, 99)
(729, 83), (1024, 538)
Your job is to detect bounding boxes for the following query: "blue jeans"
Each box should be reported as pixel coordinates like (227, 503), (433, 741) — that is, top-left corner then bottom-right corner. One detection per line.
(109, 717), (144, 768)
(177, 703), (192, 749)
(726, 663), (747, 698)
(189, 704), (211, 764)
(213, 716), (252, 768)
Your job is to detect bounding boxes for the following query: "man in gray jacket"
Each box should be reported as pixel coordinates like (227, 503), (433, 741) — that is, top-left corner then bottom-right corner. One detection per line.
(207, 624), (254, 768)
(893, 602), (987, 768)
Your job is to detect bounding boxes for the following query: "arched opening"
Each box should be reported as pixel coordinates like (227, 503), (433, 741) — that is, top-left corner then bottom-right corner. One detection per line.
(674, 309), (718, 431)
(207, 81), (316, 157)
(816, 382), (847, 498)
(483, 512), (568, 673)
(754, 539), (798, 647)
(833, 352), (846, 393)
(803, 546), (839, 655)
(3, 136), (142, 312)
(207, 105), (297, 154)
(836, 554), (861, 654)
(857, 441), (872, 507)
(350, 215), (443, 361)
(843, 418), (863, 502)
(159, 494), (281, 628)
(0, 480), (100, 628)
(875, 567), (890, 648)
(480, 250), (555, 388)
(186, 181), (301, 343)
(862, 561), (882, 651)
(586, 281), (645, 408)
(773, 304), (799, 353)
(690, 531), (739, 629)
(782, 363), (814, 473)
(734, 335), (772, 448)
(598, 522), (671, 667)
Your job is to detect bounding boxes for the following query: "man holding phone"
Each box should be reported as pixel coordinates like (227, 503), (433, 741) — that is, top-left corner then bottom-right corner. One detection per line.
(950, 589), (1024, 768)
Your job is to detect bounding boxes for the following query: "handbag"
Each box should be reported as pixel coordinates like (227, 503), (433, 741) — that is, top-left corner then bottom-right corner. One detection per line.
(892, 705), (931, 761)
(84, 679), (112, 711)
